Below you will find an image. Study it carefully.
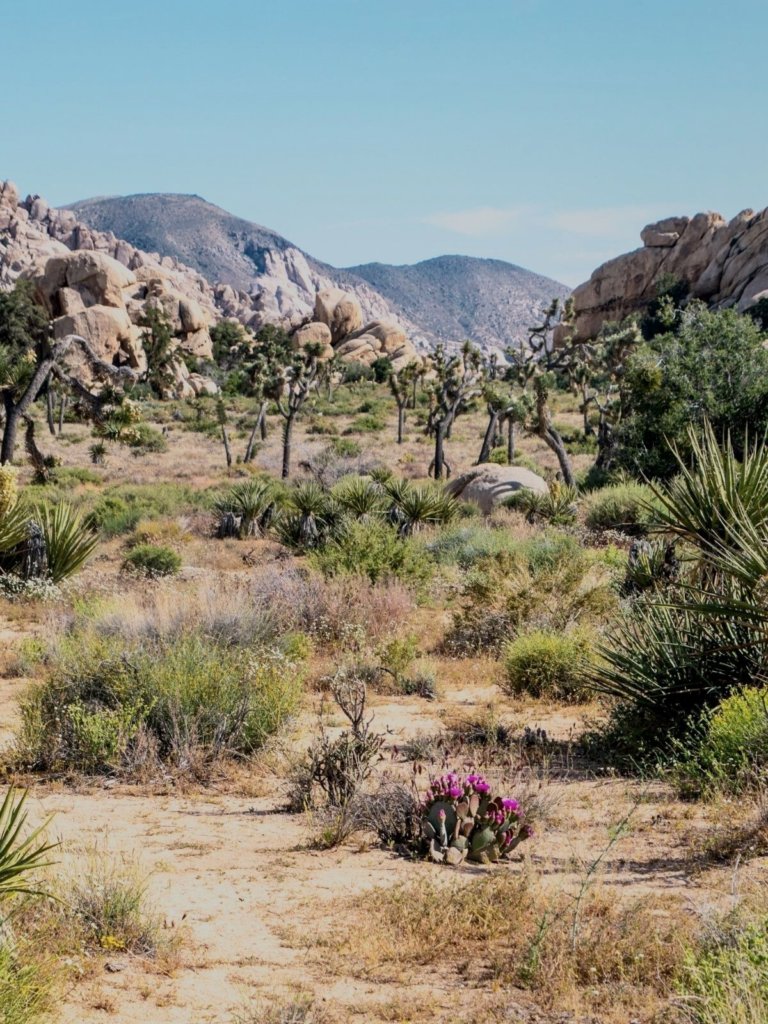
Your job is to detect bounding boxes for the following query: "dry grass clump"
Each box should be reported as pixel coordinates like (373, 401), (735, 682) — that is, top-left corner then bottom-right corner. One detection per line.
(316, 872), (698, 1021)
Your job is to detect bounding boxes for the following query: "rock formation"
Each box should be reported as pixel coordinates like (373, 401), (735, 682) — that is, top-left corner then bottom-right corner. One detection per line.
(565, 208), (768, 341)
(0, 179), (422, 388)
(299, 289), (420, 370)
(446, 463), (547, 513)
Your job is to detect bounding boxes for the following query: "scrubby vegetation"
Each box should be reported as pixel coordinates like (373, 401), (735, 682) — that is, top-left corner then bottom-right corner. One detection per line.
(0, 293), (766, 1021)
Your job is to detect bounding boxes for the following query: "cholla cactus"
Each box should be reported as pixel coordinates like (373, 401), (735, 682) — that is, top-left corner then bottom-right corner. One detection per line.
(0, 465), (19, 517)
(421, 771), (532, 866)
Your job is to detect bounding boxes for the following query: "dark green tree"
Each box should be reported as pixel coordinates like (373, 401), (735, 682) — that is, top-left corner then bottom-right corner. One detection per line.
(615, 304), (768, 479)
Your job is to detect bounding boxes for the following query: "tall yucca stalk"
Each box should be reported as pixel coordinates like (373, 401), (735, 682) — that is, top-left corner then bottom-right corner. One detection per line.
(37, 502), (98, 583)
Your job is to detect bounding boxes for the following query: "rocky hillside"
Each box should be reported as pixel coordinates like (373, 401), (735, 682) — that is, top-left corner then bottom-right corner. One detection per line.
(69, 193), (568, 350)
(0, 180), (420, 393)
(341, 256), (569, 351)
(566, 208), (768, 341)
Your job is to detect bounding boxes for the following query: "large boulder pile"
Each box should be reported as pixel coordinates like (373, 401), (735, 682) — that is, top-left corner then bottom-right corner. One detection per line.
(446, 463), (547, 513)
(304, 288), (420, 370)
(564, 207), (768, 342)
(0, 179), (420, 382)
(29, 250), (218, 398)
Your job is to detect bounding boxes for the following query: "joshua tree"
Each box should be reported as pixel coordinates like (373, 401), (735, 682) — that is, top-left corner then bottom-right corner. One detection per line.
(0, 282), (137, 464)
(138, 303), (178, 397)
(242, 325), (292, 462)
(274, 343), (322, 478)
(388, 361), (420, 444)
(425, 342), (484, 480)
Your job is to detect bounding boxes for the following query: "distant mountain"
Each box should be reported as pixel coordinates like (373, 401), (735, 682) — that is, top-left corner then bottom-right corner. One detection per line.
(340, 256), (570, 350)
(69, 193), (569, 349)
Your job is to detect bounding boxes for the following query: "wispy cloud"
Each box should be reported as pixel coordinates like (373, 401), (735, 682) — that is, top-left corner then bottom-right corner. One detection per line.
(423, 206), (526, 237)
(424, 203), (678, 242)
(547, 205), (676, 239)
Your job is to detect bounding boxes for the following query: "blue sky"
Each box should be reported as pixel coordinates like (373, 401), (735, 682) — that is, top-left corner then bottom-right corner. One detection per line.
(2, 0), (766, 285)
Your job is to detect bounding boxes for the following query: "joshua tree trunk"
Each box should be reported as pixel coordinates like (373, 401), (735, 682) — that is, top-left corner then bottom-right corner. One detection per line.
(1, 398), (20, 466)
(244, 401), (267, 462)
(282, 413), (295, 479)
(534, 376), (575, 487)
(397, 403), (405, 444)
(477, 409), (499, 464)
(432, 423), (448, 480)
(46, 389), (56, 435)
(58, 394), (67, 434)
(221, 423), (232, 468)
(507, 416), (516, 464)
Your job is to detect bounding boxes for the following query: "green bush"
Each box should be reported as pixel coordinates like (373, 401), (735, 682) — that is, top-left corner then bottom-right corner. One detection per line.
(582, 481), (658, 535)
(123, 544), (181, 577)
(14, 630), (303, 778)
(677, 918), (768, 1024)
(125, 422), (168, 454)
(502, 630), (593, 701)
(311, 521), (432, 589)
(674, 687), (768, 796)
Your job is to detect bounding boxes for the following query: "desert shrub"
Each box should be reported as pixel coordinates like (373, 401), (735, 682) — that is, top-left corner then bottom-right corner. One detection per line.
(351, 778), (421, 848)
(443, 533), (617, 656)
(426, 523), (524, 569)
(13, 630), (302, 778)
(673, 687), (768, 797)
(677, 918), (768, 1024)
(311, 520), (433, 589)
(503, 629), (594, 701)
(127, 518), (190, 549)
(582, 481), (658, 535)
(0, 576), (61, 603)
(123, 544), (181, 577)
(0, 946), (51, 1024)
(85, 495), (140, 536)
(86, 483), (211, 537)
(615, 305), (768, 479)
(291, 671), (384, 812)
(329, 437), (361, 458)
(65, 856), (162, 955)
(125, 422), (168, 454)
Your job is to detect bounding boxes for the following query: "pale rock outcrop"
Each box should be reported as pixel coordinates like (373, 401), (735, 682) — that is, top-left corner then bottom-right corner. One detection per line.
(565, 206), (768, 341)
(314, 288), (364, 343)
(446, 463), (548, 514)
(291, 321), (333, 350)
(0, 179), (420, 378)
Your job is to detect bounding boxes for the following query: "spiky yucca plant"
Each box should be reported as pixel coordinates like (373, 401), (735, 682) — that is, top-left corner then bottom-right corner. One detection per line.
(214, 479), (276, 539)
(384, 480), (459, 537)
(36, 503), (98, 584)
(0, 787), (57, 902)
(276, 481), (346, 551)
(510, 481), (579, 526)
(648, 421), (768, 557)
(331, 476), (386, 521)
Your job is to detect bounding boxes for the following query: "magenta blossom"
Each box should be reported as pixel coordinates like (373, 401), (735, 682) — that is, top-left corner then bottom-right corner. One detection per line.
(501, 798), (520, 814)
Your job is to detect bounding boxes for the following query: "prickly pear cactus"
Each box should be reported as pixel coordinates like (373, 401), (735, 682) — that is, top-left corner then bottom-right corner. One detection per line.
(420, 771), (533, 867)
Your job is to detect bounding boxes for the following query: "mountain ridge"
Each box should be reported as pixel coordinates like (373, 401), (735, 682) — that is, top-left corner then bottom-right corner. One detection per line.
(68, 192), (570, 350)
